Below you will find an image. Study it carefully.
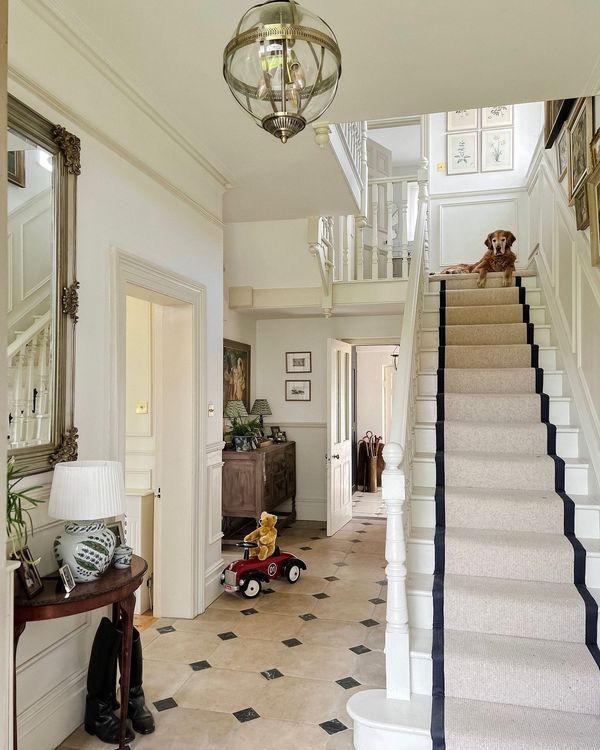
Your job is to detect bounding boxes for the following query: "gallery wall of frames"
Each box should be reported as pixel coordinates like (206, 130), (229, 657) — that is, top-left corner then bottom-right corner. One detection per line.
(446, 105), (515, 175)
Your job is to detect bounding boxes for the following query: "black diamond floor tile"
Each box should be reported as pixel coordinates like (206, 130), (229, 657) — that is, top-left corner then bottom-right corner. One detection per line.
(360, 618), (380, 627)
(361, 522), (373, 526)
(376, 579), (388, 586)
(190, 660), (211, 671)
(349, 539), (362, 544)
(356, 530), (367, 534)
(282, 637), (302, 647)
(241, 608), (258, 616)
(369, 597), (385, 605)
(157, 625), (176, 634)
(261, 668), (284, 680)
(312, 592), (329, 599)
(262, 588), (275, 595)
(310, 536), (321, 540)
(233, 707), (260, 723)
(334, 561), (348, 567)
(218, 631), (238, 641)
(336, 676), (361, 690)
(350, 644), (372, 655)
(319, 718), (347, 735)
(299, 613), (317, 621)
(153, 697), (178, 712)
(324, 575), (339, 582)
(300, 546), (312, 551)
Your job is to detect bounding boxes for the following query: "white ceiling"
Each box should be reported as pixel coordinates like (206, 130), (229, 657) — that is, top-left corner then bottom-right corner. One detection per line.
(369, 125), (421, 169)
(43, 1), (600, 221)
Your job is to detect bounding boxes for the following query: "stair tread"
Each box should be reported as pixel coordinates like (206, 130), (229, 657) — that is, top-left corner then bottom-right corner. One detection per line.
(414, 451), (588, 466)
(411, 485), (600, 508)
(426, 286), (542, 297)
(416, 421), (579, 432)
(409, 526), (600, 552)
(422, 324), (551, 332)
(416, 394), (570, 402)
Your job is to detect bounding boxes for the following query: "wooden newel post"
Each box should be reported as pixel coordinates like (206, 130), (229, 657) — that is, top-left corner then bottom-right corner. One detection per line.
(381, 440), (411, 701)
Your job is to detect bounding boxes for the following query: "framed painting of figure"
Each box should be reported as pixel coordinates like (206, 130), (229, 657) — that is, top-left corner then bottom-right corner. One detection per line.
(568, 97), (593, 203)
(223, 339), (251, 413)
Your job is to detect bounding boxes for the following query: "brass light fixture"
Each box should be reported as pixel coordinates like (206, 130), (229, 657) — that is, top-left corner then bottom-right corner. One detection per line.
(223, 0), (342, 143)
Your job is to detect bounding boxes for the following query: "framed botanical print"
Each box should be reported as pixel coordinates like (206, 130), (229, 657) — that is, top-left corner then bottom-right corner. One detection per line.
(481, 128), (513, 172)
(590, 129), (600, 169)
(285, 380), (311, 401)
(447, 109), (478, 132)
(7, 150), (25, 187)
(286, 351), (311, 373)
(568, 97), (593, 203)
(481, 105), (513, 128)
(447, 132), (478, 175)
(574, 185), (589, 230)
(556, 127), (569, 181)
(587, 163), (600, 266)
(223, 339), (251, 413)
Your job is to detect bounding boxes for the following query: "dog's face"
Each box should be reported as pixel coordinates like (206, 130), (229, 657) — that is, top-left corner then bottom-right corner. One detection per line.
(485, 230), (516, 257)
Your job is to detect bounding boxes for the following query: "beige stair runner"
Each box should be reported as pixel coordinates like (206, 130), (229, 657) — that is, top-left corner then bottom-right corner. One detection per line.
(431, 276), (600, 749)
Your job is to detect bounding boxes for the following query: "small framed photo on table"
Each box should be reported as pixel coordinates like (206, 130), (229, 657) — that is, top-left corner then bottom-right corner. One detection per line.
(107, 520), (125, 547)
(14, 546), (43, 599)
(286, 351), (312, 373)
(59, 563), (76, 593)
(286, 380), (311, 401)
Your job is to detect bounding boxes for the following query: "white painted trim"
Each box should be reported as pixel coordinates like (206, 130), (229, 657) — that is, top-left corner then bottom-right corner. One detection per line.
(8, 67), (223, 229)
(110, 248), (207, 616)
(265, 421), (327, 430)
(430, 185), (528, 201)
(205, 559), (225, 607)
(20, 0), (233, 190)
(16, 616), (90, 674)
(207, 440), (225, 454)
(276, 497), (327, 522)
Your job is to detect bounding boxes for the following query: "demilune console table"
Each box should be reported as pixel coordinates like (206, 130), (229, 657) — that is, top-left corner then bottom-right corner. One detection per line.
(13, 555), (147, 750)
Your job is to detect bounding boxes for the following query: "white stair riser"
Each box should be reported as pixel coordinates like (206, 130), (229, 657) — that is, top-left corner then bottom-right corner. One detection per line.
(412, 458), (589, 494)
(352, 716), (431, 750)
(421, 327), (551, 349)
(428, 276), (538, 293)
(416, 397), (570, 425)
(407, 537), (600, 587)
(410, 496), (600, 540)
(422, 306), (547, 328)
(419, 346), (556, 371)
(414, 425), (579, 457)
(417, 370), (564, 397)
(410, 648), (432, 695)
(424, 289), (542, 310)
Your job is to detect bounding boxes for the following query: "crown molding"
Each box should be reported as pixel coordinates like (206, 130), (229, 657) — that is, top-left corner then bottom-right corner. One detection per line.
(367, 116), (421, 130)
(9, 66), (223, 229)
(21, 0), (235, 190)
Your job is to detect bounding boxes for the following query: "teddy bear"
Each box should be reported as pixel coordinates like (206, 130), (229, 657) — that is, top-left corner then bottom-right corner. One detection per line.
(244, 511), (278, 561)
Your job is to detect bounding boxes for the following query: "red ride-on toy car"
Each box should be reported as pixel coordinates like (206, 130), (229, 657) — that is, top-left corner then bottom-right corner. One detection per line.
(220, 541), (307, 599)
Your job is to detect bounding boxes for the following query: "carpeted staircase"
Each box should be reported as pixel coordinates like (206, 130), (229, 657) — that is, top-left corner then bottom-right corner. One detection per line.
(430, 274), (600, 748)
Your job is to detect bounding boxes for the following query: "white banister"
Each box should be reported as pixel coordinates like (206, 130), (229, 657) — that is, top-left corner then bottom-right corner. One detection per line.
(370, 183), (379, 279)
(399, 180), (409, 279)
(381, 184), (428, 700)
(385, 181), (395, 279)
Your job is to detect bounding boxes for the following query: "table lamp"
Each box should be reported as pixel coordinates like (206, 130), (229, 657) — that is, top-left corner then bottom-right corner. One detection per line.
(224, 400), (248, 419)
(250, 399), (272, 427)
(48, 460), (125, 583)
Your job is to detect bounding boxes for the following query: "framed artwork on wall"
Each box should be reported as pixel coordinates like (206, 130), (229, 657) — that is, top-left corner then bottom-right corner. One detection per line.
(447, 109), (478, 131)
(556, 127), (569, 181)
(481, 105), (513, 128)
(544, 99), (576, 148)
(285, 380), (311, 401)
(590, 129), (600, 169)
(568, 97), (593, 203)
(223, 339), (251, 413)
(587, 163), (600, 266)
(481, 128), (513, 172)
(447, 132), (478, 175)
(286, 351), (312, 373)
(7, 150), (25, 188)
(574, 186), (590, 230)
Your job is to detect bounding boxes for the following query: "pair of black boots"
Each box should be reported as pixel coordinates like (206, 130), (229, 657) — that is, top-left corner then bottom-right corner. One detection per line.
(84, 617), (155, 744)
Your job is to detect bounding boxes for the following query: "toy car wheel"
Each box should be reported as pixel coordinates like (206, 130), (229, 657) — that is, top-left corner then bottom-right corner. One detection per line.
(286, 563), (301, 584)
(241, 577), (261, 599)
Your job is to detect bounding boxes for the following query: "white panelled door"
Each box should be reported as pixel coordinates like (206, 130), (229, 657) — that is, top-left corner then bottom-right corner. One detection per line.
(327, 338), (353, 536)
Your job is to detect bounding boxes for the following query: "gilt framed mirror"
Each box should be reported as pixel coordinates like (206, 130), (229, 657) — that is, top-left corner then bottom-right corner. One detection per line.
(7, 94), (79, 475)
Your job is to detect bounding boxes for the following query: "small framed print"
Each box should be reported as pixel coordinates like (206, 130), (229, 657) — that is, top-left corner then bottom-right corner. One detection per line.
(481, 105), (513, 128)
(59, 563), (76, 593)
(481, 128), (514, 172)
(447, 132), (478, 175)
(588, 164), (600, 266)
(574, 186), (590, 231)
(107, 520), (125, 547)
(7, 150), (25, 188)
(556, 127), (569, 181)
(447, 109), (477, 131)
(286, 351), (312, 373)
(591, 129), (600, 169)
(270, 425), (281, 437)
(14, 546), (43, 599)
(285, 380), (311, 401)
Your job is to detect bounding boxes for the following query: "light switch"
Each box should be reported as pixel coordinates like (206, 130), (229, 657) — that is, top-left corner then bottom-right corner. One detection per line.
(135, 401), (148, 414)
(208, 403), (215, 417)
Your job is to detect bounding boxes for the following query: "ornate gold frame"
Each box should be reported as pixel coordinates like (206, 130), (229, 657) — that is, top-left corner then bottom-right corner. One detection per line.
(8, 94), (80, 475)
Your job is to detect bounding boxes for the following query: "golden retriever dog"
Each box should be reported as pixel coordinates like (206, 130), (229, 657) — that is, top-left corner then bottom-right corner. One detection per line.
(439, 230), (517, 288)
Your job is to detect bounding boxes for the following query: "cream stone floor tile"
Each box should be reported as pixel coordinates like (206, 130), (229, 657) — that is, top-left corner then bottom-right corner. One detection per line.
(126, 707), (237, 750)
(364, 623), (385, 651)
(268, 572), (332, 595)
(373, 602), (387, 621)
(312, 596), (376, 622)
(172, 610), (239, 634)
(335, 563), (386, 583)
(143, 630), (220, 664)
(348, 541), (387, 556)
(251, 675), (353, 724)
(226, 717), (331, 750)
(209, 636), (292, 673)
(289, 547), (352, 564)
(56, 727), (110, 750)
(254, 591), (323, 615)
(325, 729), (355, 749)
(174, 667), (267, 713)
(297, 617), (368, 648)
(232, 612), (303, 641)
(353, 649), (386, 687)
(140, 627), (161, 648)
(142, 659), (195, 703)
(325, 578), (383, 600)
(208, 591), (263, 611)
(270, 642), (360, 682)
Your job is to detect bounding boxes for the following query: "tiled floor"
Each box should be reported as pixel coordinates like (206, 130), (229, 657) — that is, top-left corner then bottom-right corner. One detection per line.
(57, 519), (387, 750)
(352, 488), (387, 519)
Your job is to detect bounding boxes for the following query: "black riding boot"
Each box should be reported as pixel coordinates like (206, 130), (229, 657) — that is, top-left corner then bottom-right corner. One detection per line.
(84, 617), (135, 744)
(127, 627), (155, 734)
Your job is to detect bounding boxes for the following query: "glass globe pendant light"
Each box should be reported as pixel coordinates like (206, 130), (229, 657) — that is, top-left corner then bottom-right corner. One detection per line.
(223, 0), (342, 143)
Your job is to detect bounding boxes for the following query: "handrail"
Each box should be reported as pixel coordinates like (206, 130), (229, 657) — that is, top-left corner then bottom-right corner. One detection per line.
(368, 175), (418, 186)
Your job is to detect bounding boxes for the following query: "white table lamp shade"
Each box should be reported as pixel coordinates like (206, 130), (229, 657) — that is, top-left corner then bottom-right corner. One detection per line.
(49, 460), (125, 521)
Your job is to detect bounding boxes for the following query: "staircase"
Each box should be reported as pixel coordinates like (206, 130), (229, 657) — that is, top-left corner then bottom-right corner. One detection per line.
(348, 270), (600, 748)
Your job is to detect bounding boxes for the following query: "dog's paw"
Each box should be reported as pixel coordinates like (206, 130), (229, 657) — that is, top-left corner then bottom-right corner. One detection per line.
(477, 280), (486, 288)
(502, 278), (511, 287)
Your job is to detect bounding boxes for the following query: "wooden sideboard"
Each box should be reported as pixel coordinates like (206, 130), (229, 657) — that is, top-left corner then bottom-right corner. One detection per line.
(222, 441), (296, 526)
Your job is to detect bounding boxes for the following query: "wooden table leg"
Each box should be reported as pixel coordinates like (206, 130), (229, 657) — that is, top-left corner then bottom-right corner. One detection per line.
(13, 620), (26, 750)
(116, 593), (136, 750)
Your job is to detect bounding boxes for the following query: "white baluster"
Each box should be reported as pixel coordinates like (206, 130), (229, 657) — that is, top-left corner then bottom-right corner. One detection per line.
(23, 340), (37, 444)
(386, 181), (395, 280)
(355, 216), (366, 281)
(371, 183), (379, 280)
(35, 327), (50, 444)
(417, 156), (430, 275)
(381, 441), (411, 700)
(400, 180), (409, 279)
(12, 350), (26, 446)
(342, 216), (350, 282)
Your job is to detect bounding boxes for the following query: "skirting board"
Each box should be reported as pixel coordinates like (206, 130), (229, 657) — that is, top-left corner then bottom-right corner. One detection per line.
(205, 559), (225, 608)
(276, 497), (326, 522)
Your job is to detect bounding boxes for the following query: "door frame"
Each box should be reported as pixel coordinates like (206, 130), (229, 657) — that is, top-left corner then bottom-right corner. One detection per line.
(110, 248), (206, 616)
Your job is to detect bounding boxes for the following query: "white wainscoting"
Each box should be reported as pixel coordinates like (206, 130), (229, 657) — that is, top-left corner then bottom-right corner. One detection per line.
(429, 188), (530, 270)
(528, 152), (600, 493)
(205, 441), (225, 607)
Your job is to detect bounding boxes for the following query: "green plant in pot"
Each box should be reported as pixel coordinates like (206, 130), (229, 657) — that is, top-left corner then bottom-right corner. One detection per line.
(6, 456), (43, 561)
(230, 416), (261, 452)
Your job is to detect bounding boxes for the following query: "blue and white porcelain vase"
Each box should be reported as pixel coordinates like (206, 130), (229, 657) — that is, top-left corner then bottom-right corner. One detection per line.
(53, 521), (117, 582)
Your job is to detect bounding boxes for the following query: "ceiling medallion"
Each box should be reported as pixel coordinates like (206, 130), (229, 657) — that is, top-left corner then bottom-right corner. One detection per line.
(223, 0), (342, 143)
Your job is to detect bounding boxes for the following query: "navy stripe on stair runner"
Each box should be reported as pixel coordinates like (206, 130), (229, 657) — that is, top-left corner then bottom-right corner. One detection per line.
(431, 280), (446, 749)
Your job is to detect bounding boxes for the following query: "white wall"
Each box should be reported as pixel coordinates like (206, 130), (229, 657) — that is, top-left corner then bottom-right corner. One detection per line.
(428, 102), (544, 270)
(356, 346), (396, 441)
(256, 315), (401, 521)
(8, 5), (225, 748)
